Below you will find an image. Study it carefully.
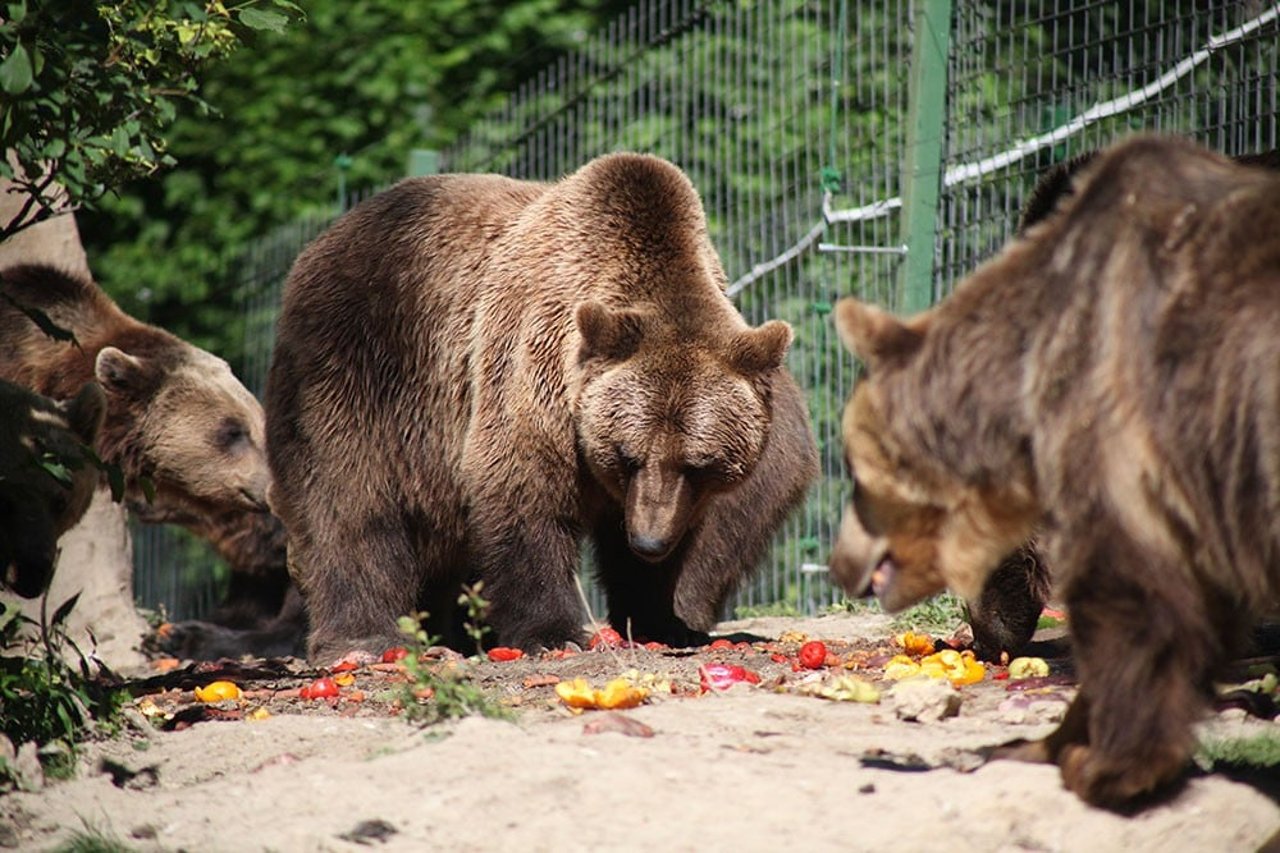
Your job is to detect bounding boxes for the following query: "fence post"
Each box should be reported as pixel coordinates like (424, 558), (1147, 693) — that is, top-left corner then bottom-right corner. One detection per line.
(898, 0), (951, 313)
(406, 149), (440, 177)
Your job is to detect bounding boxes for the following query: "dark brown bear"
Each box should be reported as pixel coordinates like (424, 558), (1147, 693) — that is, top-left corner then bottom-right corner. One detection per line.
(267, 153), (818, 663)
(0, 379), (106, 597)
(0, 263), (270, 520)
(829, 136), (1280, 808)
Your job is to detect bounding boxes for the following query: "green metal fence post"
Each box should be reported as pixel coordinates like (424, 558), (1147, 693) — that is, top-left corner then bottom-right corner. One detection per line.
(406, 149), (440, 177)
(899, 0), (952, 314)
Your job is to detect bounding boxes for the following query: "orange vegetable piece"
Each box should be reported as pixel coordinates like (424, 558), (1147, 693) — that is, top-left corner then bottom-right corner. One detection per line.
(194, 680), (242, 703)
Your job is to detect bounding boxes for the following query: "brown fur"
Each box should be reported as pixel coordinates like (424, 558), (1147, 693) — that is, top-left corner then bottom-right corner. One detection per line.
(0, 264), (270, 519)
(267, 153), (818, 663)
(830, 135), (1280, 808)
(0, 379), (106, 597)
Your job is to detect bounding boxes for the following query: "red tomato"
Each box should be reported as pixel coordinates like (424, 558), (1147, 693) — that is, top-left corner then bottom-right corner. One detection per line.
(799, 640), (828, 670)
(487, 647), (525, 662)
(380, 647), (410, 663)
(301, 676), (339, 700)
(707, 638), (735, 650)
(643, 641), (668, 651)
(330, 660), (359, 673)
(589, 627), (624, 649)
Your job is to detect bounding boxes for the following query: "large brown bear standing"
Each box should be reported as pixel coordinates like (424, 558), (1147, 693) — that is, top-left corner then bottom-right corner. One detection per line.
(828, 136), (1280, 808)
(0, 264), (271, 520)
(267, 153), (818, 663)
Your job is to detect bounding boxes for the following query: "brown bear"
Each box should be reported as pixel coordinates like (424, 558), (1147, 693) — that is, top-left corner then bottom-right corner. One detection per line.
(0, 379), (106, 597)
(0, 263), (271, 520)
(267, 152), (819, 663)
(828, 135), (1280, 808)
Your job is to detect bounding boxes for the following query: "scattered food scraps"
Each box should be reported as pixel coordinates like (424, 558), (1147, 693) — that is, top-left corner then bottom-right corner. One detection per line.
(487, 647), (525, 662)
(555, 677), (649, 710)
(589, 627), (625, 649)
(381, 647), (410, 663)
(699, 663), (761, 693)
(1007, 657), (1050, 680)
(193, 681), (242, 703)
(299, 677), (340, 700)
(799, 675), (881, 703)
(799, 640), (829, 670)
(895, 631), (936, 656)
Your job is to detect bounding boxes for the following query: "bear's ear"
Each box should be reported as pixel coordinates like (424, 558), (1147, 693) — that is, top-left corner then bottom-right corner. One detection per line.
(833, 298), (929, 369)
(727, 320), (792, 374)
(576, 301), (646, 362)
(95, 346), (147, 394)
(63, 381), (106, 444)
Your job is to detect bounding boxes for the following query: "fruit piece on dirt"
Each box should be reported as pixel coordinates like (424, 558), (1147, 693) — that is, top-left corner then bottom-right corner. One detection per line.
(487, 647), (525, 662)
(895, 631), (936, 656)
(699, 663), (761, 693)
(1007, 656), (1050, 679)
(589, 627), (624, 649)
(799, 675), (881, 703)
(194, 681), (242, 702)
(555, 677), (649, 710)
(381, 647), (410, 663)
(799, 640), (828, 669)
(300, 677), (340, 700)
(708, 638), (735, 650)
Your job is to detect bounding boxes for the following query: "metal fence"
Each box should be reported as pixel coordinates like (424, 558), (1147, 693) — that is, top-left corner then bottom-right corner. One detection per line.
(134, 0), (1280, 620)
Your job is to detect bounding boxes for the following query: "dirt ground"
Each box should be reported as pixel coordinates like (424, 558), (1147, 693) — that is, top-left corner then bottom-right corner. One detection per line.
(2, 612), (1278, 853)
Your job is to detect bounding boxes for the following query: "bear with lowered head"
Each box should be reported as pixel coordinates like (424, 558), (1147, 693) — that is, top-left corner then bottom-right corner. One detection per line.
(267, 153), (818, 663)
(0, 264), (271, 520)
(0, 379), (106, 598)
(828, 135), (1280, 808)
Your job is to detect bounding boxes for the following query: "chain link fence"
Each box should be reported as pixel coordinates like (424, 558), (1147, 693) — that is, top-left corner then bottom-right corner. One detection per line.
(134, 0), (1280, 620)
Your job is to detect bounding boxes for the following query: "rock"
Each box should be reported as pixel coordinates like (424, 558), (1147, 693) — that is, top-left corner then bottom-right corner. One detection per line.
(887, 677), (961, 722)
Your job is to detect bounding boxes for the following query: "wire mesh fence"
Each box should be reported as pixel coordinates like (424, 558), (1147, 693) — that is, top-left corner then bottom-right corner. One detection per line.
(134, 0), (1280, 622)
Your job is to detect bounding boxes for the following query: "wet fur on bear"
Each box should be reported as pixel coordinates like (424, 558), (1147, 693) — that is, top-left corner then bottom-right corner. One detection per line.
(267, 153), (818, 663)
(829, 136), (1280, 808)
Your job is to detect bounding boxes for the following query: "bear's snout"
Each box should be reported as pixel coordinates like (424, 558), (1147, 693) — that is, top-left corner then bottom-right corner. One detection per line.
(624, 463), (693, 562)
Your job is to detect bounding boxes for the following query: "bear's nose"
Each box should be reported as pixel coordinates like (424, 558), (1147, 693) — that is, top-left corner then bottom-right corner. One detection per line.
(628, 533), (671, 561)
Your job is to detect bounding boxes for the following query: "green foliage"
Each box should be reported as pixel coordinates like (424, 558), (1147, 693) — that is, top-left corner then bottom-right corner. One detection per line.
(80, 0), (632, 357)
(888, 592), (966, 635)
(456, 581), (492, 657)
(0, 0), (300, 242)
(394, 611), (510, 726)
(0, 597), (127, 782)
(51, 825), (137, 853)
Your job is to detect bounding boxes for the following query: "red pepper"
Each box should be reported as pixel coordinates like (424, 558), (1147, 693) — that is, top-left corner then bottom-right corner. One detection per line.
(707, 638), (735, 650)
(330, 660), (359, 673)
(799, 640), (828, 670)
(487, 647), (525, 662)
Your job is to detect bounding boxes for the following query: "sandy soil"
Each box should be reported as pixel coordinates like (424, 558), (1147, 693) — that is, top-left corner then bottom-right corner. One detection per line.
(2, 613), (1277, 853)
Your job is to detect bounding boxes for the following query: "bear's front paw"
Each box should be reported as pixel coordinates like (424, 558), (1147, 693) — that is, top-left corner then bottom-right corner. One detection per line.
(1059, 743), (1187, 810)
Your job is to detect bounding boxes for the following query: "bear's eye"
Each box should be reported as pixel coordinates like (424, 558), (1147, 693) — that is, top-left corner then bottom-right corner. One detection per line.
(214, 418), (249, 451)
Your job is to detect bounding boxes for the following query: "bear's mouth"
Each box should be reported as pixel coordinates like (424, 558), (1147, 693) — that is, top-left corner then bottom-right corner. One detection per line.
(870, 553), (898, 606)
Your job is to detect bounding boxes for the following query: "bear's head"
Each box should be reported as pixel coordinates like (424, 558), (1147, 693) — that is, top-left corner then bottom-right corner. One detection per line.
(575, 301), (792, 562)
(94, 344), (271, 521)
(0, 381), (106, 598)
(829, 298), (1038, 612)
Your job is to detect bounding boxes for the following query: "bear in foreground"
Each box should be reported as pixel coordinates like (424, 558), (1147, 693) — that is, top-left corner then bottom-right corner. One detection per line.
(828, 135), (1280, 808)
(0, 379), (106, 597)
(0, 264), (271, 521)
(267, 153), (818, 663)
